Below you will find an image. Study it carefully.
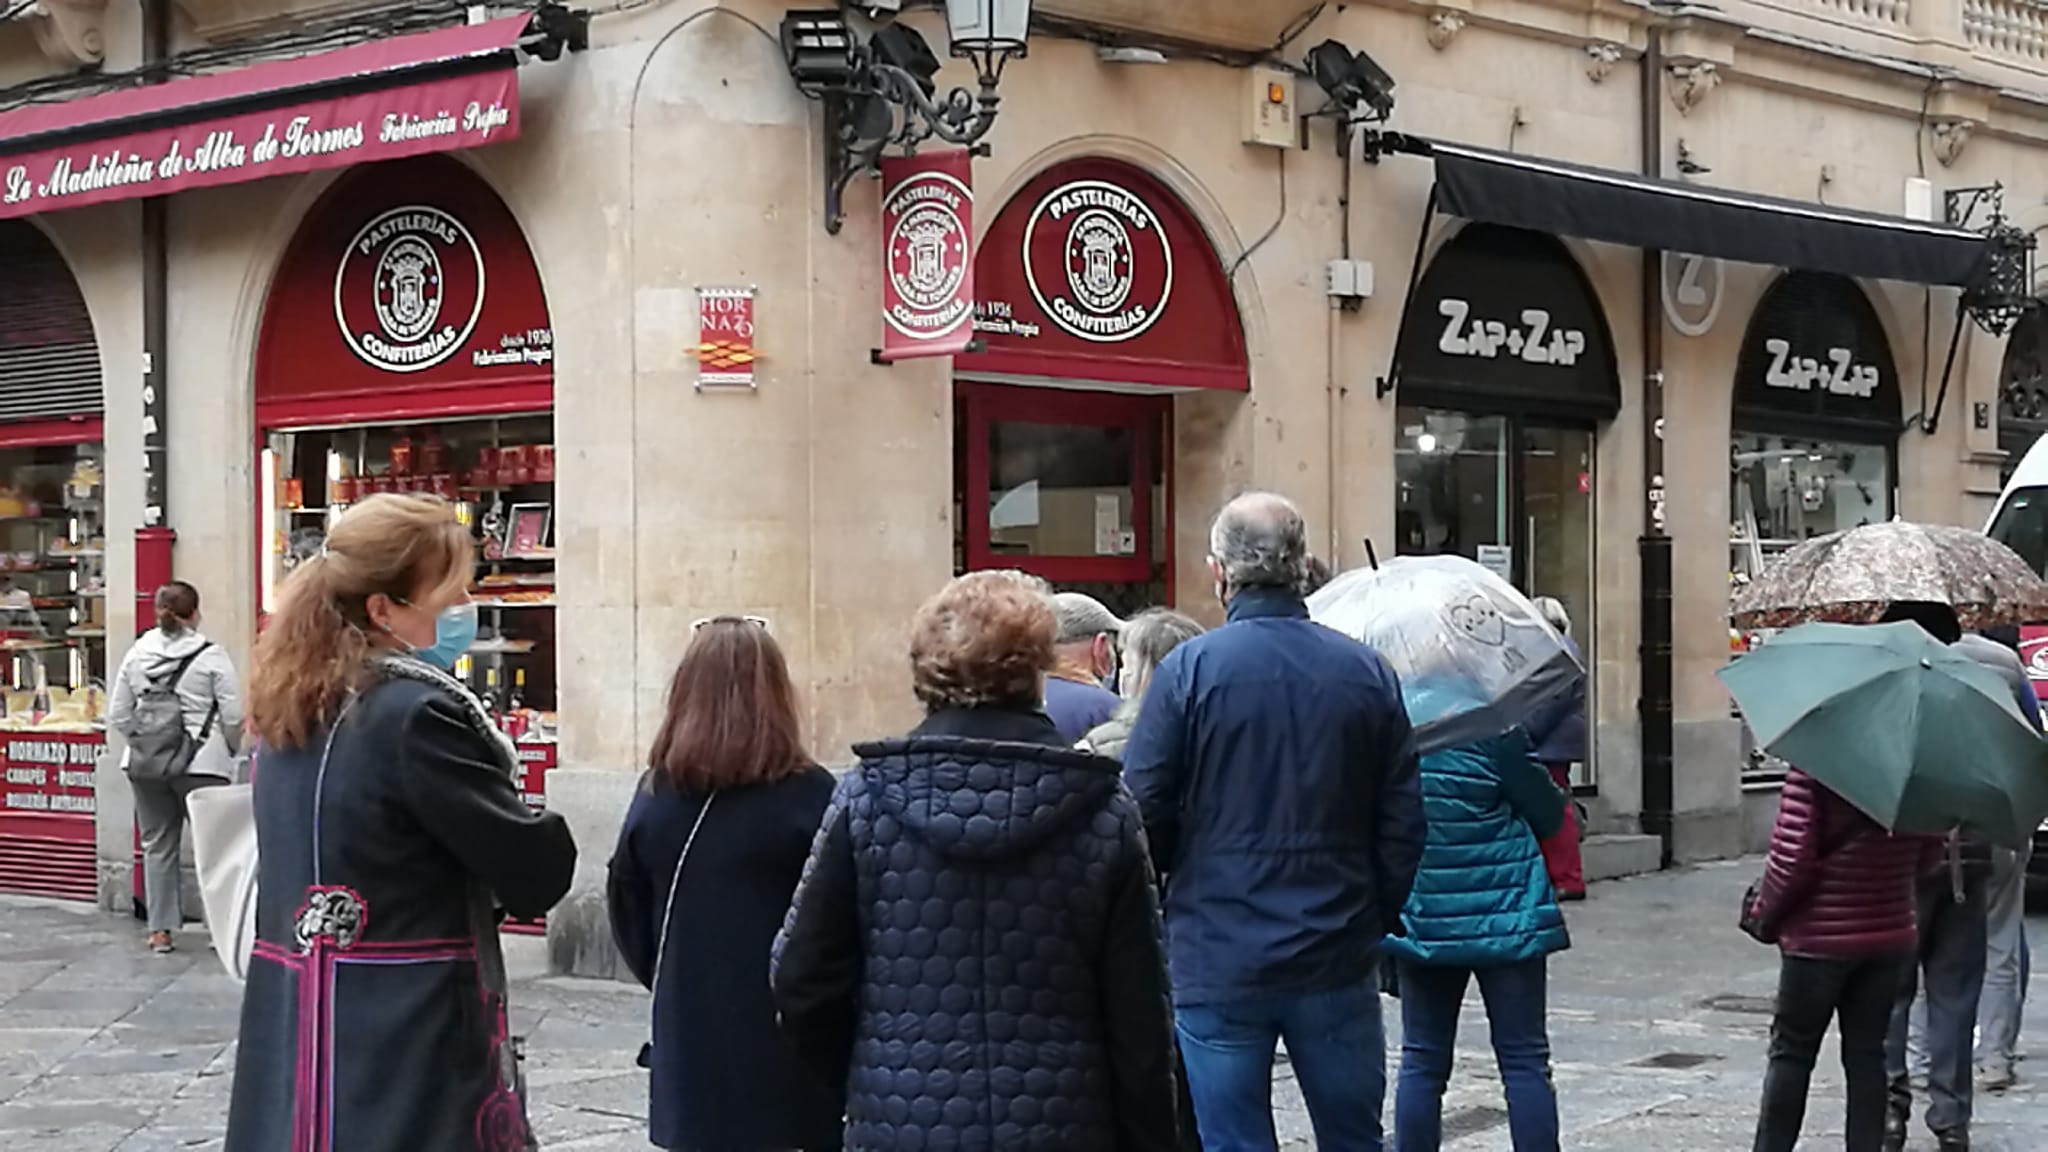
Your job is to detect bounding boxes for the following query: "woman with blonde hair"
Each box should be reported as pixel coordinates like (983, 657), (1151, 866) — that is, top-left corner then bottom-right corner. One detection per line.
(607, 616), (843, 1152)
(225, 493), (577, 1152)
(773, 570), (1180, 1152)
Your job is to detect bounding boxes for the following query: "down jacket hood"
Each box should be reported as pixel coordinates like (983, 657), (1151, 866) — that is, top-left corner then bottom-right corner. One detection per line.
(851, 707), (1120, 863)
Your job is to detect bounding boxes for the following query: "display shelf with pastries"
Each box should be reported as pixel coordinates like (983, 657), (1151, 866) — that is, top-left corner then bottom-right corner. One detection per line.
(261, 414), (558, 759)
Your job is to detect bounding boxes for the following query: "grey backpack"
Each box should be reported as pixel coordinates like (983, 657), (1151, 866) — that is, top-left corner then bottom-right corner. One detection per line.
(124, 644), (216, 782)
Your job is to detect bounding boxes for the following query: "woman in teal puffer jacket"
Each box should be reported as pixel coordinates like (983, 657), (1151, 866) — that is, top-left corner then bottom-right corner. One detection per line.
(1385, 725), (1570, 1152)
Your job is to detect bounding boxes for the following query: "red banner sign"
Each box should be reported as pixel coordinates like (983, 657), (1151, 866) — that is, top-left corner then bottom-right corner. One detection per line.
(0, 732), (101, 821)
(0, 70), (518, 221)
(879, 150), (975, 362)
(696, 287), (759, 386)
(2021, 626), (2048, 689)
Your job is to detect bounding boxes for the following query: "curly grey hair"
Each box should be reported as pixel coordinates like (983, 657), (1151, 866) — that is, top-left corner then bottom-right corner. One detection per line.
(1209, 492), (1310, 596)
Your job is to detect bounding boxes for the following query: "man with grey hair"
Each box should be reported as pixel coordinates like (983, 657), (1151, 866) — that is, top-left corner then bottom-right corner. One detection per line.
(1043, 591), (1126, 743)
(1124, 491), (1424, 1152)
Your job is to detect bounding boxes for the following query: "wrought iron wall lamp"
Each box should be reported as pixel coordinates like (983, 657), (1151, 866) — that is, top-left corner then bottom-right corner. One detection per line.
(781, 1), (1033, 234)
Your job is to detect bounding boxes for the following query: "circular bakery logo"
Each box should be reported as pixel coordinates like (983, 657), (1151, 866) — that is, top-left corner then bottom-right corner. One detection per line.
(1023, 179), (1173, 344)
(334, 205), (486, 374)
(883, 168), (972, 341)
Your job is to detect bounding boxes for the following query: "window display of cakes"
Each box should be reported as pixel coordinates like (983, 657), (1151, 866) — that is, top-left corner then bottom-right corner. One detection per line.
(0, 446), (106, 733)
(261, 416), (557, 748)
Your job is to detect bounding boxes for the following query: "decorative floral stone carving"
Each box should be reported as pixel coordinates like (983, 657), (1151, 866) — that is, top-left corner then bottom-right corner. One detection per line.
(1427, 9), (1467, 50)
(1585, 41), (1624, 83)
(1930, 118), (1974, 168)
(1666, 61), (1720, 115)
(12, 0), (107, 69)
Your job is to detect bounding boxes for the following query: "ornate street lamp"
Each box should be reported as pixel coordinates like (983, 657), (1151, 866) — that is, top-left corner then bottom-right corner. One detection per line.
(782, 1), (1034, 233)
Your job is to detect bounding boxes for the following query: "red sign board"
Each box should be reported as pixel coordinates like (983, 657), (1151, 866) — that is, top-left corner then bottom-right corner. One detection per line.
(2021, 626), (2048, 690)
(514, 738), (557, 810)
(0, 71), (517, 222)
(696, 287), (759, 386)
(958, 157), (1247, 392)
(256, 155), (552, 424)
(879, 150), (975, 362)
(0, 732), (101, 825)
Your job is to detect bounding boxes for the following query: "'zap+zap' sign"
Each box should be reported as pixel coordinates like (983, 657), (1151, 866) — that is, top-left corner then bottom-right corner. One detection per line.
(336, 205), (486, 374)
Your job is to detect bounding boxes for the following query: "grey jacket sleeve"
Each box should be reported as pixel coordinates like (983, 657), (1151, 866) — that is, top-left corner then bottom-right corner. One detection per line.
(105, 647), (139, 736)
(200, 646), (244, 755)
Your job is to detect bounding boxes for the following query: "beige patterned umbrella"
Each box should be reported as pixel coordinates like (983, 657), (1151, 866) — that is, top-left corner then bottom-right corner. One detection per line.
(1732, 521), (2048, 630)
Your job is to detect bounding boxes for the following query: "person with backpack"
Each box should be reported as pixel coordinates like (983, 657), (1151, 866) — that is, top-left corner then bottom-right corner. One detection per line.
(107, 581), (244, 954)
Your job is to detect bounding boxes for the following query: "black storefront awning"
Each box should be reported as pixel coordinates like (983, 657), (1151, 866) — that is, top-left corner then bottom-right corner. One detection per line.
(1414, 138), (1992, 289)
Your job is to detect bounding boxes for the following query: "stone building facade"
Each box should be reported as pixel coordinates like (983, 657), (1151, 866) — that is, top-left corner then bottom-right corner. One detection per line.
(0, 0), (2041, 969)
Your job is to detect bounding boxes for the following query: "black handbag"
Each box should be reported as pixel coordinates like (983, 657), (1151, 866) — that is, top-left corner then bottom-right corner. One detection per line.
(1739, 816), (1862, 944)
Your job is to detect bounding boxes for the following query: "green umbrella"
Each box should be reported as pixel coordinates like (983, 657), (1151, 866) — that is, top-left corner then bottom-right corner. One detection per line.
(1718, 621), (2048, 849)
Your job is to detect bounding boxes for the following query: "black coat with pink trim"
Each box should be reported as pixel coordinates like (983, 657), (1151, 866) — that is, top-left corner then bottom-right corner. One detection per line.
(225, 675), (576, 1152)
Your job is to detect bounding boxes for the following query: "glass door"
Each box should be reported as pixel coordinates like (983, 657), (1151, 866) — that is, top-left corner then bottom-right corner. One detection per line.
(1396, 408), (1598, 785)
(956, 383), (1171, 617)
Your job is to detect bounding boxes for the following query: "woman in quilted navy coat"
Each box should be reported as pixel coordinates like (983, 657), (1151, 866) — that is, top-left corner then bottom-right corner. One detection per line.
(1385, 717), (1569, 1152)
(772, 570), (1181, 1152)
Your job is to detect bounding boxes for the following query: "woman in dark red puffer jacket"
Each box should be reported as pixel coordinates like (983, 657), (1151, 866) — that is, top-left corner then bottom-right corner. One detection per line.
(1748, 768), (1934, 1152)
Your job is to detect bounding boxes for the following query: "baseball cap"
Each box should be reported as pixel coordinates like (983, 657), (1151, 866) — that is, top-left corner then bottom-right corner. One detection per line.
(1051, 592), (1126, 644)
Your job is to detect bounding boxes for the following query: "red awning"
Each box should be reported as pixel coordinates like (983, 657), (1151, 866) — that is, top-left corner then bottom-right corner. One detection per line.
(0, 14), (534, 220)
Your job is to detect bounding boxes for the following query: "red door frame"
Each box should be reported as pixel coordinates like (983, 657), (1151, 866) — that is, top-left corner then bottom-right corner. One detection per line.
(958, 381), (1175, 604)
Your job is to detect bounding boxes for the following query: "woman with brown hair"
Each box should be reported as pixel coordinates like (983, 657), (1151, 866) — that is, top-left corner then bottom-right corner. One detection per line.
(606, 616), (843, 1152)
(225, 493), (576, 1152)
(772, 570), (1180, 1152)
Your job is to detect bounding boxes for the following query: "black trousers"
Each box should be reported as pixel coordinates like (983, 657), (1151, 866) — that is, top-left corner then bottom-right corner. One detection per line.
(1753, 952), (1911, 1152)
(1885, 872), (1990, 1137)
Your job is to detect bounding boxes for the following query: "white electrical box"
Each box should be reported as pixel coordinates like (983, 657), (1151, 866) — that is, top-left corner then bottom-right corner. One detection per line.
(1904, 177), (1935, 223)
(1327, 259), (1375, 301)
(1245, 67), (1297, 149)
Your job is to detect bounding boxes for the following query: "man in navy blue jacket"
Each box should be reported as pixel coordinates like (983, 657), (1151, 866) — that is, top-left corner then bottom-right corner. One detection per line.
(1123, 491), (1425, 1152)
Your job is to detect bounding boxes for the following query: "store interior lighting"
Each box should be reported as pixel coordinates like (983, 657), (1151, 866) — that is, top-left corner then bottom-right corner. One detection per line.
(259, 448), (277, 615)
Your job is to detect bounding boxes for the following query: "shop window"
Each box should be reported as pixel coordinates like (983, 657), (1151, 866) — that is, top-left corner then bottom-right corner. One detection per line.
(0, 444), (105, 731)
(261, 414), (557, 751)
(956, 383), (1169, 616)
(1728, 434), (1890, 584)
(1998, 306), (2048, 486)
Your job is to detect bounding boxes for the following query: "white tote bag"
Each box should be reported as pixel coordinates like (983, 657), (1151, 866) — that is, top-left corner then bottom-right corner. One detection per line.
(188, 781), (258, 982)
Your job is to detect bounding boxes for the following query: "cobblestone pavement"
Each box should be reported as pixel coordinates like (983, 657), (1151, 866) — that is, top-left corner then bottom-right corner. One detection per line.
(0, 862), (2041, 1149)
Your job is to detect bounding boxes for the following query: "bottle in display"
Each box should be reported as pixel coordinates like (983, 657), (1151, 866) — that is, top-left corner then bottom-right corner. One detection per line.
(29, 663), (49, 723)
(506, 668), (528, 739)
(483, 666), (502, 717)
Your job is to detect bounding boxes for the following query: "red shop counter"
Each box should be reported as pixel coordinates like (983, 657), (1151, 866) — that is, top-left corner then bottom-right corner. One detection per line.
(0, 730), (102, 901)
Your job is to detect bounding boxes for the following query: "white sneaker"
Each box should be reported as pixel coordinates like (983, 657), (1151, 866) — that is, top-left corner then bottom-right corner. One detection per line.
(1980, 1061), (2017, 1093)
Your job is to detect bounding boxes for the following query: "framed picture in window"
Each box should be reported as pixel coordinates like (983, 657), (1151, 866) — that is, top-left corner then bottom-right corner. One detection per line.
(505, 503), (553, 559)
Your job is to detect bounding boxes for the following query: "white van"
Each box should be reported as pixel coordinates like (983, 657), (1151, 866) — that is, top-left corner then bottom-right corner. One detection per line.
(1984, 434), (2048, 876)
(1986, 432), (2048, 572)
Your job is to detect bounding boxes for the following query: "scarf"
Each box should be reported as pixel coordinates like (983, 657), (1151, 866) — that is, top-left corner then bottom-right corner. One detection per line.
(367, 652), (522, 783)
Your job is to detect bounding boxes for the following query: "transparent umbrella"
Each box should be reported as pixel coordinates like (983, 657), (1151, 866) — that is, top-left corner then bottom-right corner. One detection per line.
(1308, 554), (1585, 754)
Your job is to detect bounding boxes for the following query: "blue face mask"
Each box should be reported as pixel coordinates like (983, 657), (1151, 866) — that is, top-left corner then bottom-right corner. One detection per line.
(413, 601), (478, 669)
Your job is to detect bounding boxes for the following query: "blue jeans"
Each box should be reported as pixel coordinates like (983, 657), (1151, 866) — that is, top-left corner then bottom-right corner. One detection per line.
(1175, 978), (1386, 1152)
(1395, 956), (1559, 1152)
